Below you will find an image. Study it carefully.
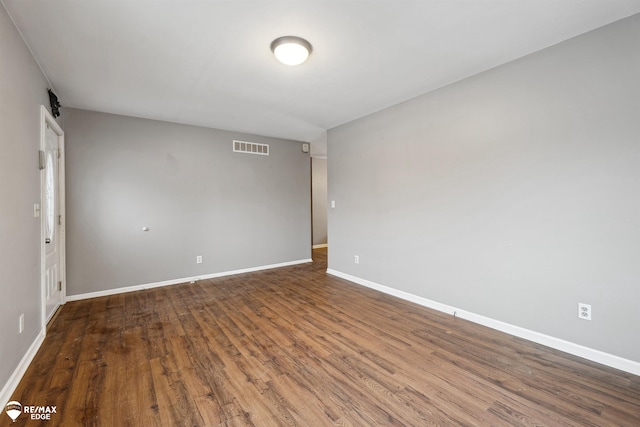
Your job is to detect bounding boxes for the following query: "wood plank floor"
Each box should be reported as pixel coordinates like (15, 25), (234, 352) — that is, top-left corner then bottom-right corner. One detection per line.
(8, 249), (640, 426)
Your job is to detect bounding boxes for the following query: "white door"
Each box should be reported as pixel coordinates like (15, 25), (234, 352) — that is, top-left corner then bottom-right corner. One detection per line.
(41, 106), (65, 323)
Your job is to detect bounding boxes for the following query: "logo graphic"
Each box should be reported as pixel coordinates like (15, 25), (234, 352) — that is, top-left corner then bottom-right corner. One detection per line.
(4, 401), (58, 422)
(5, 401), (22, 422)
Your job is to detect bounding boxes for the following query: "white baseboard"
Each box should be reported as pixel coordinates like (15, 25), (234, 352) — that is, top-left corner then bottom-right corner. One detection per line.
(0, 329), (46, 409)
(326, 269), (640, 377)
(312, 244), (328, 249)
(68, 258), (313, 302)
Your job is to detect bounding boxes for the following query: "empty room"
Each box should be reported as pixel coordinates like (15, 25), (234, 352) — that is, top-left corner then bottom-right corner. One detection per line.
(1, 1), (639, 425)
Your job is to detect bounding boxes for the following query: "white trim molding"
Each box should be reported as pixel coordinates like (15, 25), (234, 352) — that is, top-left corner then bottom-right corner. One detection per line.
(326, 269), (640, 377)
(68, 259), (313, 302)
(0, 329), (46, 409)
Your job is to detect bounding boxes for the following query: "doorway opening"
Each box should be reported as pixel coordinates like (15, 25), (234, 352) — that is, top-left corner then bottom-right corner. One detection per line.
(311, 157), (327, 249)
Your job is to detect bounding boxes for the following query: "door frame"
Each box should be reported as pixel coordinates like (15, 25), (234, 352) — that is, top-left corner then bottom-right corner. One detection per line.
(40, 105), (66, 328)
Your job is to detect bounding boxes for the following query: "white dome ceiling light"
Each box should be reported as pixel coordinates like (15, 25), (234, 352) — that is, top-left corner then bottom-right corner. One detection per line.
(270, 36), (313, 66)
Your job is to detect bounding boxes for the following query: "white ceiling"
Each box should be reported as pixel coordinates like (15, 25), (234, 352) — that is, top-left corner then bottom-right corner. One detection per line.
(3, 1), (640, 156)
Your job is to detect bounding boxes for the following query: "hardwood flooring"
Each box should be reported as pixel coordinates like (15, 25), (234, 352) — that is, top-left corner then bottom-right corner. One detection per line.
(8, 249), (640, 426)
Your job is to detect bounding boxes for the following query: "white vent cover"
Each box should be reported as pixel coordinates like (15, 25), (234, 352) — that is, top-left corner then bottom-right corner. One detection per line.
(233, 140), (269, 156)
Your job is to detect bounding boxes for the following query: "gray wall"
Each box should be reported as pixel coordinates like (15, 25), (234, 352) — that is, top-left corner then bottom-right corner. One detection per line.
(328, 15), (640, 362)
(65, 108), (310, 296)
(0, 5), (55, 398)
(312, 157), (328, 246)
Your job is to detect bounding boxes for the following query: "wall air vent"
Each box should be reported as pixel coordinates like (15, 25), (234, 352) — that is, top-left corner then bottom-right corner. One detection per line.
(233, 140), (269, 156)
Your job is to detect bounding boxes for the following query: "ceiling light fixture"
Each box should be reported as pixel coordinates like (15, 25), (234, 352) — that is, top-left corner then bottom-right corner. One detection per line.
(270, 36), (312, 66)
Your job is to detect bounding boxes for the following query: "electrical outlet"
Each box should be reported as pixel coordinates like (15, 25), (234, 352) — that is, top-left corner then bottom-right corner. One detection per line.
(354, 255), (359, 264)
(196, 256), (203, 264)
(19, 314), (24, 334)
(578, 303), (592, 321)
(331, 200), (336, 208)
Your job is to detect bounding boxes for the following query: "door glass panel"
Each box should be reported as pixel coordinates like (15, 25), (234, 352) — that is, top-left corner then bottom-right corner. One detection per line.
(45, 151), (55, 243)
